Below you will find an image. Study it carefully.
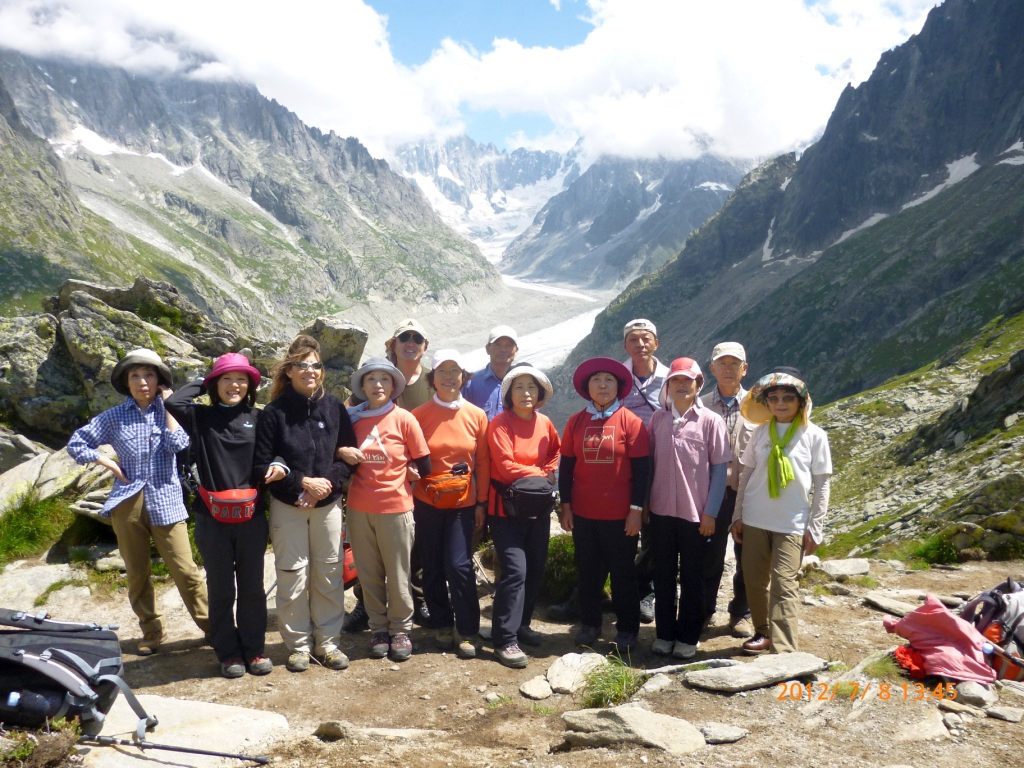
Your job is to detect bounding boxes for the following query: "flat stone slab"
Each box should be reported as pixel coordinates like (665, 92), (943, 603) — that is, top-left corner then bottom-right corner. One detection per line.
(638, 673), (674, 695)
(820, 558), (870, 578)
(520, 675), (553, 700)
(315, 720), (445, 741)
(561, 702), (704, 756)
(0, 560), (76, 609)
(896, 708), (948, 742)
(864, 591), (919, 617)
(80, 693), (289, 767)
(685, 652), (828, 692)
(700, 722), (748, 744)
(957, 680), (999, 708)
(986, 706), (1023, 723)
(546, 652), (608, 694)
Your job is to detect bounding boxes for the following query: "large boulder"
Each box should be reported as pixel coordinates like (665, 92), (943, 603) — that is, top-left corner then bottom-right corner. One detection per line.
(0, 426), (49, 474)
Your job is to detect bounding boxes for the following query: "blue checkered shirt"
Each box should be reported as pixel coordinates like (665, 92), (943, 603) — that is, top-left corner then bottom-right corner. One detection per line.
(67, 396), (191, 525)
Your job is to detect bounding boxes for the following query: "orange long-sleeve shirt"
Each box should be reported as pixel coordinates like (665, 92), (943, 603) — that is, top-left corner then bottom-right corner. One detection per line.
(411, 399), (491, 507)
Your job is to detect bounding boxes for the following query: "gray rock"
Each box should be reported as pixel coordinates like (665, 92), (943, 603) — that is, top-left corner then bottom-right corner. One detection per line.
(315, 720), (356, 741)
(34, 448), (93, 502)
(941, 712), (963, 730)
(561, 702), (705, 755)
(939, 698), (984, 717)
(863, 591), (919, 617)
(519, 676), (553, 700)
(700, 722), (749, 744)
(1005, 413), (1020, 429)
(95, 555), (127, 573)
(820, 558), (870, 578)
(896, 708), (948, 742)
(546, 652), (608, 694)
(986, 706), (1023, 723)
(957, 681), (998, 708)
(0, 426), (49, 474)
(0, 452), (47, 517)
(685, 652), (828, 692)
(483, 691), (502, 703)
(314, 720), (443, 741)
(0, 561), (75, 608)
(638, 673), (674, 696)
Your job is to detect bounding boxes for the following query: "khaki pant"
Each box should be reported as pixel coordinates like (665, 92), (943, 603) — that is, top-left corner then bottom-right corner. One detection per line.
(268, 497), (344, 655)
(346, 508), (415, 635)
(741, 525), (803, 653)
(110, 491), (209, 636)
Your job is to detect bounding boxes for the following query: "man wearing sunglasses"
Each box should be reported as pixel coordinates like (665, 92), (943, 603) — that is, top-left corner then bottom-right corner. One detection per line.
(350, 320), (435, 411)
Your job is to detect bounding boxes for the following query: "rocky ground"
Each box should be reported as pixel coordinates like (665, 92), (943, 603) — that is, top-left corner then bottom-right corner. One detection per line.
(2, 545), (1022, 768)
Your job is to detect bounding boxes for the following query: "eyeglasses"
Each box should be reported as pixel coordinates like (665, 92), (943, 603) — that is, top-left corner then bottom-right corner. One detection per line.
(397, 332), (425, 344)
(766, 394), (798, 404)
(290, 361), (324, 372)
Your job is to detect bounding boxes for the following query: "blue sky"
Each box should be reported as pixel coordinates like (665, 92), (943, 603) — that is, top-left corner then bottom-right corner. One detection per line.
(0, 0), (943, 160)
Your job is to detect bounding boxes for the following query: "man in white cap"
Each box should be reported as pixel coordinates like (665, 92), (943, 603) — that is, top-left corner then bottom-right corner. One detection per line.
(352, 319), (434, 411)
(463, 325), (518, 421)
(700, 341), (753, 638)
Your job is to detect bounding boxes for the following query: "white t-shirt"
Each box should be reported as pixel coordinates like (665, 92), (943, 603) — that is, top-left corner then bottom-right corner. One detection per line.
(739, 420), (832, 536)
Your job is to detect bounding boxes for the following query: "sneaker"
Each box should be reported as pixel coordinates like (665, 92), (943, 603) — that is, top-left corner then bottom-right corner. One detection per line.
(318, 648), (350, 670)
(517, 626), (542, 647)
(286, 651), (310, 672)
(496, 643), (528, 669)
(574, 625), (601, 647)
(389, 633), (413, 662)
(742, 633), (771, 654)
(546, 589), (580, 622)
(610, 632), (638, 654)
(673, 641), (698, 660)
(137, 631), (167, 656)
(729, 615), (755, 638)
(343, 602), (369, 633)
(436, 627), (455, 651)
(220, 657), (245, 679)
(455, 633), (477, 659)
(651, 638), (674, 655)
(247, 655), (273, 676)
(639, 593), (655, 624)
(369, 631), (390, 659)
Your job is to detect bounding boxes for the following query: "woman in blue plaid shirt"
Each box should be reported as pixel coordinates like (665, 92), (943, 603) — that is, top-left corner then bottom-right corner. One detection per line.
(68, 349), (209, 656)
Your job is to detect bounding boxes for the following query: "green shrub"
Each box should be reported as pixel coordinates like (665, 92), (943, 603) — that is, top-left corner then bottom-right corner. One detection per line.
(0, 490), (75, 568)
(543, 534), (577, 602)
(912, 535), (959, 565)
(581, 654), (643, 708)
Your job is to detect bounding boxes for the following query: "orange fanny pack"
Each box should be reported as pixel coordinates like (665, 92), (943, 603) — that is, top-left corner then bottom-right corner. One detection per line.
(198, 485), (258, 523)
(421, 473), (472, 509)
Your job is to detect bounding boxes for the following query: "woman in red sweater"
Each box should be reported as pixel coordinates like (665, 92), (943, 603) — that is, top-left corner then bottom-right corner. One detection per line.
(411, 349), (490, 659)
(487, 364), (560, 668)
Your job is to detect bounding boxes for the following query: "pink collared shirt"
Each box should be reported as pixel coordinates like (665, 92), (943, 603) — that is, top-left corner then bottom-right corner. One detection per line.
(648, 398), (731, 522)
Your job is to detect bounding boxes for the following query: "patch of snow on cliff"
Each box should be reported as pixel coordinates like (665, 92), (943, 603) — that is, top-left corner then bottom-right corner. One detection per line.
(902, 155), (980, 209)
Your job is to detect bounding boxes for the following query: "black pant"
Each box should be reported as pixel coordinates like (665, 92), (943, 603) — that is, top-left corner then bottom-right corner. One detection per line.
(573, 515), (640, 634)
(193, 505), (269, 661)
(413, 499), (480, 637)
(489, 514), (548, 648)
(651, 513), (712, 645)
(703, 487), (749, 619)
(634, 519), (655, 597)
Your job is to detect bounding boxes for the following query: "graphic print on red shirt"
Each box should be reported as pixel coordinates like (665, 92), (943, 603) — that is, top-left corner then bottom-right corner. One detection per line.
(582, 425), (616, 463)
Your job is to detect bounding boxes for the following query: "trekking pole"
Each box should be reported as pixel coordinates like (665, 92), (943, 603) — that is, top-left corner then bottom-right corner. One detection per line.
(79, 734), (269, 764)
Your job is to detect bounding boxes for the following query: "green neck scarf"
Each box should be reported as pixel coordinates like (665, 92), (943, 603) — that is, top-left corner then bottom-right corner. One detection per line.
(767, 416), (801, 498)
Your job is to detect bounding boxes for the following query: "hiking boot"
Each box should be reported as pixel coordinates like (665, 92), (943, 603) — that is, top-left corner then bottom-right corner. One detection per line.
(673, 641), (698, 660)
(742, 633), (770, 654)
(455, 632), (477, 659)
(651, 637), (674, 655)
(574, 625), (600, 648)
(516, 626), (542, 647)
(137, 631), (167, 656)
(389, 633), (413, 662)
(610, 632), (639, 654)
(286, 651), (310, 672)
(496, 643), (528, 669)
(729, 615), (754, 638)
(546, 589), (580, 622)
(318, 649), (350, 670)
(369, 631), (390, 659)
(436, 627), (455, 651)
(343, 602), (369, 633)
(220, 657), (245, 679)
(247, 655), (273, 676)
(639, 593), (655, 624)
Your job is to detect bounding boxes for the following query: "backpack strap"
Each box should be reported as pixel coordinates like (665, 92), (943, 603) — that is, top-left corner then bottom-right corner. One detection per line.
(0, 647), (98, 700)
(0, 608), (115, 633)
(95, 674), (159, 740)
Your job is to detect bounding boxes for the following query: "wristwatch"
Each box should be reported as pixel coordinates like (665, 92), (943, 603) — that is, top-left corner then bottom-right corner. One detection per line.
(629, 504), (643, 512)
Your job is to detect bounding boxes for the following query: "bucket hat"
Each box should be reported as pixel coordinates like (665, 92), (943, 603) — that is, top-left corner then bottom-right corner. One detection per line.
(353, 356), (407, 401)
(111, 349), (173, 396)
(740, 367), (812, 425)
(499, 364), (553, 407)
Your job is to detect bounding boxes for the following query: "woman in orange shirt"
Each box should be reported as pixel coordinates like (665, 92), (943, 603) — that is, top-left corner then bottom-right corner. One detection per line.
(487, 364), (560, 668)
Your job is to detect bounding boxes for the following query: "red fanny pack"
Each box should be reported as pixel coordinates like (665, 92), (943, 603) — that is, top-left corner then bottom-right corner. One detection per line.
(198, 485), (258, 523)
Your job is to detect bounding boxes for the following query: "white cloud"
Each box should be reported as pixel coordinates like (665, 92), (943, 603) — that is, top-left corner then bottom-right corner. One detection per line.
(0, 0), (940, 161)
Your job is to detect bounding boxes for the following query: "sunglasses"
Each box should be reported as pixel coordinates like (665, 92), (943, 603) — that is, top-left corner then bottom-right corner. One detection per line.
(397, 332), (425, 344)
(290, 361), (324, 372)
(766, 393), (798, 404)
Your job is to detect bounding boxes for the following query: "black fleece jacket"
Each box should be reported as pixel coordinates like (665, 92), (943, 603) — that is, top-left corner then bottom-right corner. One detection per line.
(253, 385), (357, 507)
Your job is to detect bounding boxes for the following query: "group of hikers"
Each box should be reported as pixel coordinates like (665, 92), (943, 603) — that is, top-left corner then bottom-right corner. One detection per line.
(66, 316), (831, 678)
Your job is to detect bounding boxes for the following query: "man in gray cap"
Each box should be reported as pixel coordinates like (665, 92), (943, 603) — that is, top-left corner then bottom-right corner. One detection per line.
(463, 325), (518, 421)
(700, 341), (753, 638)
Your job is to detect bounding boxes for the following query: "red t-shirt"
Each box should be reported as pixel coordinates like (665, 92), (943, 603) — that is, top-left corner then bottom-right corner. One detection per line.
(561, 407), (649, 521)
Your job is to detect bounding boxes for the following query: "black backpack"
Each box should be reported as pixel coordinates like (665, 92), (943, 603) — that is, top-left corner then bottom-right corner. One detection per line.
(0, 608), (157, 737)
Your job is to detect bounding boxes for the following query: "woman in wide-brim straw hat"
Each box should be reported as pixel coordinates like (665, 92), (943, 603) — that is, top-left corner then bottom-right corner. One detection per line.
(486, 363), (560, 669)
(558, 357), (650, 654)
(253, 335), (358, 673)
(67, 349), (209, 657)
(731, 366), (832, 655)
(340, 356), (431, 663)
(166, 352), (281, 678)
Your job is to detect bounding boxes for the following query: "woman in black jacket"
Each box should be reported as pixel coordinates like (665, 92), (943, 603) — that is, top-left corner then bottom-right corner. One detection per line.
(166, 352), (281, 678)
(253, 334), (357, 673)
